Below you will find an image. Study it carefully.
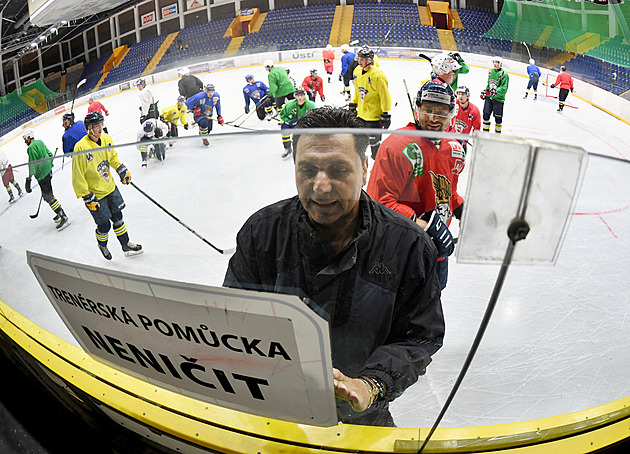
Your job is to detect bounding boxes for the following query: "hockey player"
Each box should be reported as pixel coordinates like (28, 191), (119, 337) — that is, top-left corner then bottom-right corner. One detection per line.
(481, 57), (509, 133)
(61, 112), (87, 155)
(339, 44), (356, 101)
(72, 111), (142, 260)
(430, 52), (469, 91)
(185, 83), (224, 146)
(137, 119), (170, 166)
(366, 81), (464, 290)
(263, 60), (295, 112)
(243, 74), (273, 120)
(447, 86), (481, 154)
(177, 67), (204, 99)
(136, 78), (159, 124)
(278, 87), (317, 160)
(322, 44), (335, 83)
(23, 131), (70, 230)
(350, 46), (391, 159)
(524, 59), (542, 100)
(551, 66), (574, 113)
(301, 69), (325, 103)
(0, 149), (23, 204)
(161, 96), (189, 137)
(87, 97), (109, 133)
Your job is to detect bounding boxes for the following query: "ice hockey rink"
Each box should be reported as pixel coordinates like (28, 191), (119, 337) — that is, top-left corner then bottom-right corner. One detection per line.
(1, 56), (629, 432)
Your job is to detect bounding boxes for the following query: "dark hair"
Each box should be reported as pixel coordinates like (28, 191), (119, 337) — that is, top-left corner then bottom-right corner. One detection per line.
(293, 106), (369, 163)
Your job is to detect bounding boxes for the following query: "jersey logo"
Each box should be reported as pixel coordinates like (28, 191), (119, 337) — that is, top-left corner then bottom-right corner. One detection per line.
(429, 171), (453, 223)
(86, 152), (93, 163)
(97, 160), (111, 182)
(453, 119), (467, 133)
(452, 159), (465, 175)
(449, 141), (465, 160)
(358, 86), (369, 102)
(402, 142), (424, 177)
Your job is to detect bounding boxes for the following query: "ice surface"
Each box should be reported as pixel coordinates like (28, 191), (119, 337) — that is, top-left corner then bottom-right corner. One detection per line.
(1, 59), (629, 428)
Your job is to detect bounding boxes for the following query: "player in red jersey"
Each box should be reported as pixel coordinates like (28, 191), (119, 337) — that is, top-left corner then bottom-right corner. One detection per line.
(447, 86), (481, 155)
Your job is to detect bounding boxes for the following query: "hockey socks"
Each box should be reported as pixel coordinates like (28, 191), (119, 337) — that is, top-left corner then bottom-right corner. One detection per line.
(483, 121), (491, 132)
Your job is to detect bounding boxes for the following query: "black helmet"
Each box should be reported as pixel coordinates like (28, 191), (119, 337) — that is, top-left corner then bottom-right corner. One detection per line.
(62, 112), (75, 123)
(357, 46), (374, 63)
(84, 111), (104, 130)
(294, 87), (306, 96)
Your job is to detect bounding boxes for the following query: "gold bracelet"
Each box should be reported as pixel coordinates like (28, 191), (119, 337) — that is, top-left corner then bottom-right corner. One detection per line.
(359, 377), (379, 409)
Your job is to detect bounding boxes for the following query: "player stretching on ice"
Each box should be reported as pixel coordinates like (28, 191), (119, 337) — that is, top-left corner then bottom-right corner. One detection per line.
(72, 111), (142, 260)
(243, 75), (273, 120)
(185, 84), (224, 147)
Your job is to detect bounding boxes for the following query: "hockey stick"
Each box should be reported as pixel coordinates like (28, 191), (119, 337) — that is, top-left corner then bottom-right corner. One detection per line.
(130, 182), (234, 254)
(403, 79), (420, 129)
(30, 147), (59, 219)
(522, 42), (532, 60)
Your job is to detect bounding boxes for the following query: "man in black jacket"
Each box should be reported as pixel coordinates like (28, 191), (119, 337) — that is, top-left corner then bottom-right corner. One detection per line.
(177, 67), (203, 100)
(223, 106), (444, 426)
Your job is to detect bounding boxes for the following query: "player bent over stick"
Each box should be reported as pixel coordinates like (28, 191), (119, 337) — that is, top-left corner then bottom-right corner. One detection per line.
(72, 112), (143, 260)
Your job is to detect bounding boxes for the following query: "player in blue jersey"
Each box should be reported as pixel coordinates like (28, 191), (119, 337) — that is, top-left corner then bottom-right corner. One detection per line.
(243, 74), (273, 120)
(62, 112), (87, 155)
(340, 44), (356, 101)
(185, 84), (224, 146)
(524, 59), (542, 100)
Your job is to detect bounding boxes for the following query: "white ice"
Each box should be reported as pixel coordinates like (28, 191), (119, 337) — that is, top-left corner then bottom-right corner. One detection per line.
(1, 58), (629, 429)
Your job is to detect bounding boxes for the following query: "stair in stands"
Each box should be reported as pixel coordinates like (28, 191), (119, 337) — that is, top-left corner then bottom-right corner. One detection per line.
(142, 32), (180, 77)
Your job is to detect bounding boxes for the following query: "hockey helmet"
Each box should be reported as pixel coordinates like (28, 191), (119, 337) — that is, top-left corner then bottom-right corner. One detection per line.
(294, 87), (306, 96)
(177, 67), (190, 76)
(456, 86), (470, 97)
(205, 83), (215, 93)
(84, 111), (105, 130)
(357, 46), (374, 63)
(245, 74), (255, 83)
(416, 81), (456, 113)
(326, 44), (333, 50)
(529, 58), (535, 65)
(22, 130), (35, 141)
(310, 68), (318, 76)
(263, 59), (274, 69)
(62, 111), (75, 123)
(431, 53), (461, 75)
(177, 95), (185, 103)
(340, 44), (350, 52)
(492, 56), (503, 66)
(136, 78), (146, 87)
(143, 120), (155, 134)
(560, 65), (566, 71)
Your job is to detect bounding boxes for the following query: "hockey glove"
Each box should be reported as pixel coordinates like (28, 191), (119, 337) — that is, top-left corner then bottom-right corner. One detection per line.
(193, 107), (202, 117)
(348, 103), (358, 114)
(422, 210), (455, 258)
(139, 115), (146, 124)
(183, 124), (189, 130)
(453, 202), (464, 221)
(480, 90), (487, 100)
(570, 88), (574, 93)
(321, 95), (325, 102)
(25, 177), (32, 193)
(159, 115), (165, 122)
(379, 113), (391, 129)
(338, 73), (343, 82)
(83, 192), (100, 211)
(244, 106), (250, 114)
(217, 115), (225, 125)
(550, 84), (555, 89)
(449, 52), (463, 64)
(154, 128), (163, 138)
(116, 164), (131, 185)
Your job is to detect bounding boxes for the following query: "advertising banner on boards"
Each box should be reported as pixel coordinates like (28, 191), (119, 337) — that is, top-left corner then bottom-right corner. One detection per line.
(27, 252), (337, 426)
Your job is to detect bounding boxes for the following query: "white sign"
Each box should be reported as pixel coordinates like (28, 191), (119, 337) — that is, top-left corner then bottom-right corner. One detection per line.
(141, 11), (156, 26)
(186, 0), (205, 11)
(162, 3), (178, 19)
(28, 252), (337, 426)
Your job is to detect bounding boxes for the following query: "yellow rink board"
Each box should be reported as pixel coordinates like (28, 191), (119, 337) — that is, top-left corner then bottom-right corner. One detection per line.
(1, 298), (629, 453)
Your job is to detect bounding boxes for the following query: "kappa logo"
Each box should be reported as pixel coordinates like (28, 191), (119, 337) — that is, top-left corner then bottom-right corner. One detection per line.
(369, 262), (391, 275)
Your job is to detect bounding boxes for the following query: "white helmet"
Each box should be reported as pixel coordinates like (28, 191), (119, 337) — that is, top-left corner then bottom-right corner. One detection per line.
(326, 44), (332, 50)
(22, 130), (34, 141)
(493, 56), (503, 66)
(178, 67), (190, 76)
(431, 53), (461, 75)
(263, 60), (274, 69)
(340, 44), (350, 52)
(529, 58), (535, 65)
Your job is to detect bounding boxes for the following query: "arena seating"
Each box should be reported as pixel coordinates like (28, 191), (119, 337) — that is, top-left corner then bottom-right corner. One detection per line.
(455, 9), (511, 55)
(101, 35), (168, 86)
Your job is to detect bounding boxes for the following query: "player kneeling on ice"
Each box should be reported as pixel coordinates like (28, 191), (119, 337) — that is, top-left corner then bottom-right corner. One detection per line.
(224, 106), (444, 426)
(243, 74), (273, 120)
(161, 96), (189, 138)
(367, 81), (465, 290)
(23, 131), (70, 230)
(185, 83), (223, 147)
(138, 118), (169, 167)
(278, 88), (316, 160)
(72, 111), (143, 260)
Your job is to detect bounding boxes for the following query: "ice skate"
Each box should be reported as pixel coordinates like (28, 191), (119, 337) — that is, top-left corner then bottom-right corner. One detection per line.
(148, 144), (155, 159)
(17, 187), (23, 197)
(523, 93), (528, 99)
(281, 147), (292, 160)
(142, 161), (148, 168)
(8, 193), (15, 204)
(53, 214), (60, 222)
(56, 213), (71, 231)
(557, 108), (562, 113)
(99, 244), (112, 260)
(534, 94), (537, 100)
(122, 242), (144, 257)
